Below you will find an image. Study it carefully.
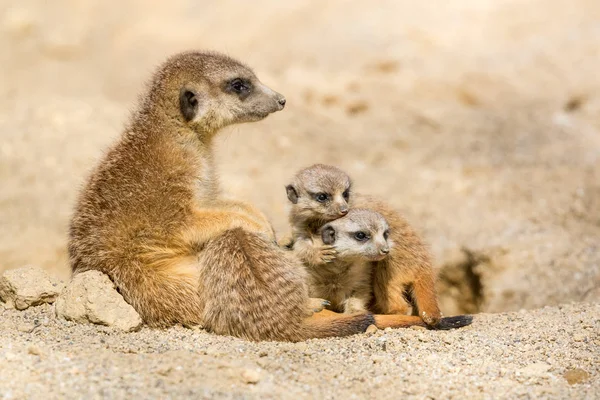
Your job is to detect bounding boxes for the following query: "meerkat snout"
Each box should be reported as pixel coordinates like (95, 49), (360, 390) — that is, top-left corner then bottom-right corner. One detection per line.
(253, 81), (286, 112)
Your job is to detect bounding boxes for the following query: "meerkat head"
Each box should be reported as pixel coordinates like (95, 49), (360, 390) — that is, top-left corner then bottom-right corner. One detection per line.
(142, 51), (286, 136)
(286, 164), (352, 224)
(320, 209), (391, 262)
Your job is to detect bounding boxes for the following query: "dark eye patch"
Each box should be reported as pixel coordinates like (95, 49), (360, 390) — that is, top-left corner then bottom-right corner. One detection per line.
(314, 192), (329, 203)
(353, 231), (369, 241)
(227, 78), (252, 98)
(342, 188), (350, 200)
(383, 230), (390, 240)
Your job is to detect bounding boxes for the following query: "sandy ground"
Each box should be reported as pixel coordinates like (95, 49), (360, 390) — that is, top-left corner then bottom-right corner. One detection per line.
(1, 302), (598, 399)
(1, 0), (599, 398)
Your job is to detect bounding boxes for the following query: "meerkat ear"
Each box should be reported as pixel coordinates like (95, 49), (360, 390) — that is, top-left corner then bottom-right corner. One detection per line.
(180, 87), (203, 121)
(286, 184), (299, 204)
(321, 225), (336, 245)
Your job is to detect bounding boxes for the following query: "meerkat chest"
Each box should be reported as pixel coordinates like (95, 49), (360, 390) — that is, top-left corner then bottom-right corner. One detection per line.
(193, 155), (219, 202)
(310, 261), (371, 311)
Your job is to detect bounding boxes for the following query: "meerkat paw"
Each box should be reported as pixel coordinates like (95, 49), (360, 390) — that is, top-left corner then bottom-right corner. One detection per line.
(307, 297), (331, 313)
(277, 235), (294, 249)
(316, 245), (337, 264)
(343, 297), (368, 314)
(420, 309), (443, 327)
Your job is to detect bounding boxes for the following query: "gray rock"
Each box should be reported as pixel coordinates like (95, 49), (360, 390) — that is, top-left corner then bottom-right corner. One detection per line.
(0, 266), (64, 310)
(55, 270), (142, 332)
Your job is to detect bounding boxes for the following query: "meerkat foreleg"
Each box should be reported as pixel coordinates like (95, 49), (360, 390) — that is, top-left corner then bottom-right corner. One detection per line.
(293, 237), (337, 265)
(209, 199), (276, 241)
(376, 273), (412, 315)
(411, 275), (442, 326)
(180, 208), (275, 246)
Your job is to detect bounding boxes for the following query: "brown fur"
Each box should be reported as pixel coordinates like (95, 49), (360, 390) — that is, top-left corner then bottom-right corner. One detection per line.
(306, 209), (390, 314)
(285, 164), (470, 328)
(68, 52), (375, 341)
(352, 194), (442, 325)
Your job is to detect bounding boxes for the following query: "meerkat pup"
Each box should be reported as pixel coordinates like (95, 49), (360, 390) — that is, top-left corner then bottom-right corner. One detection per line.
(307, 208), (390, 314)
(285, 164), (472, 329)
(68, 51), (382, 342)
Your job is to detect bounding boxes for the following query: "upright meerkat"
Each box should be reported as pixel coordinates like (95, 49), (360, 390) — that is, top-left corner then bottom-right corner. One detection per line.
(285, 164), (471, 328)
(306, 208), (390, 314)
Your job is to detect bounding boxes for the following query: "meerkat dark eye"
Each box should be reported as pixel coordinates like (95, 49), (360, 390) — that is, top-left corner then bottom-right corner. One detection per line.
(315, 193), (329, 203)
(383, 230), (390, 240)
(229, 78), (250, 94)
(342, 189), (350, 201)
(354, 231), (369, 241)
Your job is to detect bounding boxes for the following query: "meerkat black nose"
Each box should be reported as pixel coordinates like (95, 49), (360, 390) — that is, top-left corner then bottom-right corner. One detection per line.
(278, 97), (286, 107)
(380, 248), (390, 255)
(339, 209), (348, 216)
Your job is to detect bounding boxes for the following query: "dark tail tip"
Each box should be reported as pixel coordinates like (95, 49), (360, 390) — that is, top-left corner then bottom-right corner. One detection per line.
(335, 312), (376, 335)
(360, 313), (377, 332)
(429, 315), (473, 330)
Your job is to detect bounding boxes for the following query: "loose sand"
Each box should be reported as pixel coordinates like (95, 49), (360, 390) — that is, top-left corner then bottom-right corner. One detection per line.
(1, 303), (598, 398)
(0, 0), (599, 398)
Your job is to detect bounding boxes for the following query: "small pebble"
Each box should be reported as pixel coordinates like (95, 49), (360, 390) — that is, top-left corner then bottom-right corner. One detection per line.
(241, 368), (262, 384)
(27, 345), (42, 356)
(572, 334), (585, 342)
(371, 355), (385, 364)
(563, 368), (590, 385)
(376, 337), (388, 351)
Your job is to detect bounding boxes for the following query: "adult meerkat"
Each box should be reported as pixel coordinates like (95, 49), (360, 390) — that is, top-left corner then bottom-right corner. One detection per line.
(285, 164), (471, 329)
(306, 209), (390, 314)
(68, 51), (439, 341)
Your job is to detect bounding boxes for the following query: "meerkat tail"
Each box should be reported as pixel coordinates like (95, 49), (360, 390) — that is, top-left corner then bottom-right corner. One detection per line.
(373, 314), (473, 330)
(299, 311), (375, 340)
(373, 314), (428, 329)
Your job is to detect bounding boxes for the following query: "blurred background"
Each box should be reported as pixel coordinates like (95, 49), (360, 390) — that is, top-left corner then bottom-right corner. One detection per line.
(0, 0), (598, 316)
